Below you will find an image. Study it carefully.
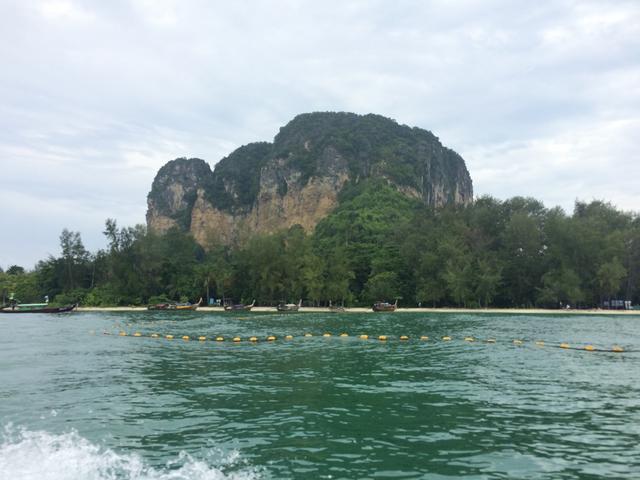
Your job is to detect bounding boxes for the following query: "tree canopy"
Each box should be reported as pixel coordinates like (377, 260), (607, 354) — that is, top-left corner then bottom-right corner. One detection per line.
(3, 194), (638, 308)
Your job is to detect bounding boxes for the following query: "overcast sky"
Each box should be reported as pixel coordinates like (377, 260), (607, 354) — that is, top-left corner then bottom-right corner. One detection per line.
(1, 0), (639, 269)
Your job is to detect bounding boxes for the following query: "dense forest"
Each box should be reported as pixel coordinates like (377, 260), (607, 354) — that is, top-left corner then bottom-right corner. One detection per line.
(1, 182), (638, 308)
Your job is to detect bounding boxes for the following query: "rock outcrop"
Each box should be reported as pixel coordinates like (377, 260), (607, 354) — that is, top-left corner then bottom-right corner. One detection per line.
(146, 112), (473, 246)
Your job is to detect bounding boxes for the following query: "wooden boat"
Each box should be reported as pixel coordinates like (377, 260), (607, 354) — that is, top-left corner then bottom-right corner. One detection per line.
(277, 299), (302, 312)
(147, 303), (176, 311)
(147, 298), (203, 311)
(175, 298), (203, 311)
(372, 299), (398, 312)
(0, 303), (77, 314)
(224, 300), (255, 312)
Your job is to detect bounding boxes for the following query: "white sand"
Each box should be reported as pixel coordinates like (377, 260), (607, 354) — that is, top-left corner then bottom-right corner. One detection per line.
(76, 306), (639, 315)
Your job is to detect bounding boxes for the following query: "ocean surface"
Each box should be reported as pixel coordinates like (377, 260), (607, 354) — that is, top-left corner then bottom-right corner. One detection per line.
(1, 311), (639, 479)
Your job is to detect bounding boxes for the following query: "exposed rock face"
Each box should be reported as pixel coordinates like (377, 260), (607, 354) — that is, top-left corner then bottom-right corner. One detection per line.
(146, 112), (473, 247)
(146, 158), (213, 232)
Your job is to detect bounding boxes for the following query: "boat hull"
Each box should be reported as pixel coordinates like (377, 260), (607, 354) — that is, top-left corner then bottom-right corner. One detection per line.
(372, 302), (397, 312)
(0, 304), (77, 314)
(175, 305), (199, 311)
(277, 300), (302, 312)
(147, 303), (175, 311)
(224, 305), (254, 312)
(148, 298), (202, 311)
(277, 305), (299, 312)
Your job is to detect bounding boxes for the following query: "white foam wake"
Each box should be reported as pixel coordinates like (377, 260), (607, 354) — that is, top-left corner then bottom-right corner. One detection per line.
(0, 425), (261, 480)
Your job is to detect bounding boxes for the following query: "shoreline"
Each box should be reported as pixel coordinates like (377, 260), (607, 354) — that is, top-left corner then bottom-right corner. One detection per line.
(76, 306), (640, 315)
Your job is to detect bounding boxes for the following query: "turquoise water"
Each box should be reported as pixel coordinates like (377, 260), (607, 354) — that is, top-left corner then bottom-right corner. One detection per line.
(1, 312), (639, 479)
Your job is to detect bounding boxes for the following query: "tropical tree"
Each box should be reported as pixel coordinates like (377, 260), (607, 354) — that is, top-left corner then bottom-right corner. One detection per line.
(597, 258), (626, 303)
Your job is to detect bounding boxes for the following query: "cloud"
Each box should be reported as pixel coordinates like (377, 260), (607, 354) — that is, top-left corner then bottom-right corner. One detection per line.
(38, 0), (95, 23)
(466, 115), (640, 212)
(0, 0), (638, 267)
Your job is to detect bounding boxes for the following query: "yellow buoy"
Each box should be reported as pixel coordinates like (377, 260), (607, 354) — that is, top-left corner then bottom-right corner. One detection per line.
(267, 336), (276, 341)
(560, 342), (570, 349)
(339, 333), (348, 337)
(285, 335), (293, 340)
(233, 337), (241, 342)
(182, 335), (190, 341)
(464, 336), (474, 342)
(323, 333), (332, 337)
(379, 335), (387, 341)
(442, 336), (451, 341)
(166, 335), (174, 340)
(535, 340), (544, 346)
(584, 345), (595, 351)
(304, 333), (313, 337)
(400, 335), (409, 341)
(119, 331), (127, 336)
(151, 333), (159, 338)
(249, 336), (258, 342)
(420, 336), (429, 341)
(215, 336), (224, 342)
(612, 345), (624, 353)
(486, 338), (496, 343)
(133, 332), (141, 337)
(198, 336), (206, 341)
(513, 339), (523, 345)
(360, 334), (369, 340)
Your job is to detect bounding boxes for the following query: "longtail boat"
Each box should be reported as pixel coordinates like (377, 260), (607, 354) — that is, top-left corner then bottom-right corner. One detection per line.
(0, 303), (77, 314)
(147, 303), (176, 311)
(147, 298), (203, 311)
(175, 298), (203, 311)
(277, 299), (302, 312)
(224, 300), (255, 312)
(372, 299), (398, 312)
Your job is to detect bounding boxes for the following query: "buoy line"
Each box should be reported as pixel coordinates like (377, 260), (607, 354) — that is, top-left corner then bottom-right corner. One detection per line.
(101, 331), (629, 352)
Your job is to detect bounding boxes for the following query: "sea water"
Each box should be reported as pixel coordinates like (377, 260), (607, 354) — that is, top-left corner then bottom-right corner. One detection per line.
(1, 311), (639, 479)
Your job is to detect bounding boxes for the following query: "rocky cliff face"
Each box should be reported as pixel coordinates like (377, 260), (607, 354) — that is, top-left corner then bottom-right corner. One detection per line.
(147, 112), (473, 246)
(146, 158), (213, 232)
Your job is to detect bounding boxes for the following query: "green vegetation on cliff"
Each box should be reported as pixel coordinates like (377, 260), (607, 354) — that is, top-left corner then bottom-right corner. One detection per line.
(314, 180), (422, 298)
(207, 142), (271, 211)
(273, 112), (467, 197)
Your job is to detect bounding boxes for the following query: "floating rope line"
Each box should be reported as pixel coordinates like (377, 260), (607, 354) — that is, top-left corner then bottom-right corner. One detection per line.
(101, 330), (630, 352)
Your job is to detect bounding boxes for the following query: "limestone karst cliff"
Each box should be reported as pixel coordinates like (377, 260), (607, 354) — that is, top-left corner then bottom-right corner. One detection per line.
(146, 112), (473, 246)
